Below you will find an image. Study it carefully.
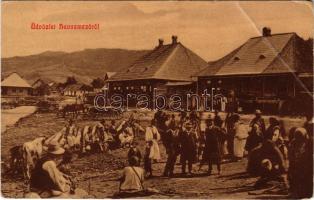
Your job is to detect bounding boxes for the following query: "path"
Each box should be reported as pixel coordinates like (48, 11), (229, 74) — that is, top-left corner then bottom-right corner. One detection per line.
(1, 106), (37, 133)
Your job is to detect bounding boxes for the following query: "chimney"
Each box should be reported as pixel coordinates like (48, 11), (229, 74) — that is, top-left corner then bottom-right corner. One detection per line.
(262, 27), (271, 37)
(172, 35), (178, 44)
(158, 39), (164, 46)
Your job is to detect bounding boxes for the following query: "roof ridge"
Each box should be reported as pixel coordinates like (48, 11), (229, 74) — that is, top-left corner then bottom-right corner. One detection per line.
(250, 32), (296, 39)
(262, 34), (296, 73)
(153, 43), (180, 78)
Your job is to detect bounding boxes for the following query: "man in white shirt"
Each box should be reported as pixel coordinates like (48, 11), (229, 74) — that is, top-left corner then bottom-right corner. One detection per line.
(118, 156), (145, 197)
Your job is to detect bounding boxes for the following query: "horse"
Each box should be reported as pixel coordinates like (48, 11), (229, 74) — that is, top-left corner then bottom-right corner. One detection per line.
(60, 104), (86, 118)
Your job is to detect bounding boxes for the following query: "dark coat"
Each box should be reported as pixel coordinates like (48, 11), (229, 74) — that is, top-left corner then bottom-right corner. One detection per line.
(250, 117), (266, 135)
(204, 126), (225, 162)
(179, 130), (197, 161)
(245, 132), (263, 152)
(257, 140), (287, 174)
(164, 129), (181, 155)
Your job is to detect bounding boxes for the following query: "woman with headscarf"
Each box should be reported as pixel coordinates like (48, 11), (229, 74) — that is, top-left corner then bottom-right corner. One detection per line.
(288, 127), (313, 198)
(233, 114), (249, 160)
(245, 123), (263, 153)
(145, 120), (161, 161)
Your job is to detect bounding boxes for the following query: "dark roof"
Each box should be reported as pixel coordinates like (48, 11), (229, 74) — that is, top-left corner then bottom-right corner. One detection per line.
(64, 84), (83, 91)
(197, 33), (312, 77)
(109, 42), (208, 82)
(64, 84), (93, 92)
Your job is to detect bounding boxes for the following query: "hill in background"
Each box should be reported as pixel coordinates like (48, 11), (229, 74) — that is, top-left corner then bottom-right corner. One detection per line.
(1, 48), (149, 84)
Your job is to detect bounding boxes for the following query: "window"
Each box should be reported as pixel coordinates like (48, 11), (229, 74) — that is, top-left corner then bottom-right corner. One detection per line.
(12, 88), (16, 93)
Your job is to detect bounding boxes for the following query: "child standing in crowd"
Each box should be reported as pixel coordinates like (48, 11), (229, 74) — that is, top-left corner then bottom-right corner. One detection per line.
(144, 141), (153, 178)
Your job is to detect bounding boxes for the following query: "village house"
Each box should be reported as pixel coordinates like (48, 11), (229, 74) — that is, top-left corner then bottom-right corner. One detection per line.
(1, 72), (32, 97)
(196, 27), (313, 114)
(63, 83), (93, 98)
(108, 36), (208, 108)
(31, 78), (50, 96)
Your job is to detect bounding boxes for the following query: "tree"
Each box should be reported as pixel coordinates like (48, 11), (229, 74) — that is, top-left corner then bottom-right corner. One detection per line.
(64, 76), (77, 86)
(91, 77), (105, 89)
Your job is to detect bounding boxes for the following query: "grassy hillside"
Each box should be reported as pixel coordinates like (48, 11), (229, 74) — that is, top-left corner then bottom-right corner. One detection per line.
(2, 48), (149, 84)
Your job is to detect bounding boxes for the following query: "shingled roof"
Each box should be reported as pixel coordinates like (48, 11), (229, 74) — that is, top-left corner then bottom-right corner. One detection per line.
(197, 32), (312, 77)
(109, 38), (208, 82)
(1, 72), (32, 88)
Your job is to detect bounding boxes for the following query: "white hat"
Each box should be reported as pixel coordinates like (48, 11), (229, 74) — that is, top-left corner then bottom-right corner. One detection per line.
(47, 141), (65, 155)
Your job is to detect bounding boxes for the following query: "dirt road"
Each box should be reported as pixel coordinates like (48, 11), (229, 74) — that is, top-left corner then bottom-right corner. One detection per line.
(1, 111), (305, 198)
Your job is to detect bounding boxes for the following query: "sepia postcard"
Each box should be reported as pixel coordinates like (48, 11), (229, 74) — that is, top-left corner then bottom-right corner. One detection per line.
(1, 1), (313, 199)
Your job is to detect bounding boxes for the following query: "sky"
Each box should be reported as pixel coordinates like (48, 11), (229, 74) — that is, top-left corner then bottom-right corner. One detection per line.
(2, 1), (313, 61)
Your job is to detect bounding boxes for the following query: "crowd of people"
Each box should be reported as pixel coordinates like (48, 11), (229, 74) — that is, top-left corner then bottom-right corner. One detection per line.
(123, 110), (313, 198)
(10, 109), (313, 198)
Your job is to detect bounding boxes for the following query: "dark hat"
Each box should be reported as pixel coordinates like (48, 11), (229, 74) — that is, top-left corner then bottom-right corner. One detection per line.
(129, 156), (140, 166)
(185, 121), (193, 127)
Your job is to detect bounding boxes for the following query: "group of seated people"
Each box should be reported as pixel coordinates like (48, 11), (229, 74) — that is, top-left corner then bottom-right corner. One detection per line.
(45, 117), (144, 155)
(246, 111), (313, 198)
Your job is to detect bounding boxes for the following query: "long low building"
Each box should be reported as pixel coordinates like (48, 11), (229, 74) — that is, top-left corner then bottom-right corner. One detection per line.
(108, 36), (208, 108)
(196, 28), (313, 114)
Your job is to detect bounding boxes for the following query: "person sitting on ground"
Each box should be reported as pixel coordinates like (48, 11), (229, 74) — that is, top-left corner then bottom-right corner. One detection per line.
(288, 127), (313, 198)
(253, 127), (288, 190)
(272, 126), (288, 163)
(119, 123), (134, 148)
(28, 141), (87, 198)
(245, 124), (263, 153)
(118, 156), (145, 197)
(265, 117), (280, 140)
(249, 109), (266, 137)
(128, 142), (142, 165)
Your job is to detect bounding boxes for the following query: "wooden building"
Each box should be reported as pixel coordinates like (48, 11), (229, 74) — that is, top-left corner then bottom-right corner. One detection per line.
(108, 36), (208, 108)
(196, 28), (313, 114)
(1, 72), (32, 97)
(63, 84), (93, 97)
(32, 78), (50, 96)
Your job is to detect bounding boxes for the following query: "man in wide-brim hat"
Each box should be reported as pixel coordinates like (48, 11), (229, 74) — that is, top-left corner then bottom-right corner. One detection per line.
(179, 120), (197, 176)
(28, 141), (87, 198)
